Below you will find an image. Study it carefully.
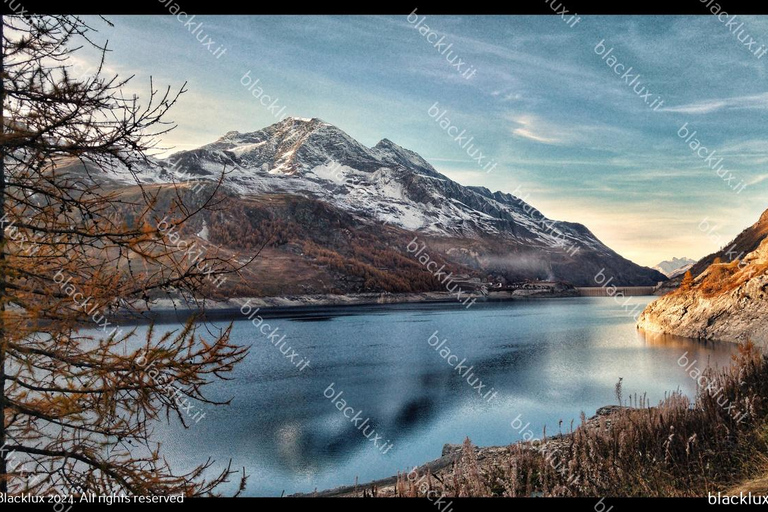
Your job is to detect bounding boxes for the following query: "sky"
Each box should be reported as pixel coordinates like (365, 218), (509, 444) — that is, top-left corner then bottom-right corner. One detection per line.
(72, 14), (768, 267)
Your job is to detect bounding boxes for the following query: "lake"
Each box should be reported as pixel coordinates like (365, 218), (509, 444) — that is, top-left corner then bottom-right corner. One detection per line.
(119, 297), (735, 496)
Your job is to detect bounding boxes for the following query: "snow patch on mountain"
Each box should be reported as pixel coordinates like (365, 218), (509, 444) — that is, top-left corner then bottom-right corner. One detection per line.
(106, 117), (612, 256)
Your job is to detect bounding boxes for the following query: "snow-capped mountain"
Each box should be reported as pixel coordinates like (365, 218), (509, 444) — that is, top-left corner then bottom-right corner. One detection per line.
(105, 117), (665, 286)
(652, 257), (696, 278)
(133, 118), (600, 250)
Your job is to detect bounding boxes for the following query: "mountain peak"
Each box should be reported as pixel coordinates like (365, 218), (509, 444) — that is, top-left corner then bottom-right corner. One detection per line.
(373, 138), (398, 149)
(652, 257), (696, 278)
(219, 130), (241, 141)
(99, 117), (666, 286)
(280, 116), (325, 125)
(371, 137), (437, 175)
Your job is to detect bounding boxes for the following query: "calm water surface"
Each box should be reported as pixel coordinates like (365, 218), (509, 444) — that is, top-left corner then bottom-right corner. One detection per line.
(116, 297), (735, 496)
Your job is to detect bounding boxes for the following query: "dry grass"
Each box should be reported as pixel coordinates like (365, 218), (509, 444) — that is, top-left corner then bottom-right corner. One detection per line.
(396, 342), (768, 497)
(692, 259), (768, 299)
(727, 456), (768, 495)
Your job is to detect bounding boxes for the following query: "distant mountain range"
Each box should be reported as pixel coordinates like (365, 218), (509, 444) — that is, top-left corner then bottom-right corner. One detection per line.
(653, 257), (696, 278)
(62, 117), (666, 295)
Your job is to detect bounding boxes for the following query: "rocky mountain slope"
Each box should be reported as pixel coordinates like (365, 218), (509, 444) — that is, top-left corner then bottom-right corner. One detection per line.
(655, 210), (768, 296)
(128, 118), (611, 247)
(638, 213), (768, 345)
(690, 209), (768, 276)
(63, 117), (665, 292)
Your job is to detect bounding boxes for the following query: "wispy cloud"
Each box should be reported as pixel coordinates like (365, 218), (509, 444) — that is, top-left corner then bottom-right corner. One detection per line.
(747, 174), (768, 186)
(662, 92), (768, 114)
(506, 113), (636, 150)
(94, 15), (768, 267)
(510, 115), (562, 144)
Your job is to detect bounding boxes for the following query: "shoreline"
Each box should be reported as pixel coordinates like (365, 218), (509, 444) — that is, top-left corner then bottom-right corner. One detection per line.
(290, 405), (627, 498)
(110, 288), (585, 324)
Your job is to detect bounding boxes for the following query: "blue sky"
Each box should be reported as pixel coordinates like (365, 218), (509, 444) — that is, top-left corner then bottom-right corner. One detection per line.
(74, 15), (768, 266)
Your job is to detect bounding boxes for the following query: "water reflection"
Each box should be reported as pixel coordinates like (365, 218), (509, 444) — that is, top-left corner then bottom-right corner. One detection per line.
(108, 298), (737, 496)
(638, 328), (734, 354)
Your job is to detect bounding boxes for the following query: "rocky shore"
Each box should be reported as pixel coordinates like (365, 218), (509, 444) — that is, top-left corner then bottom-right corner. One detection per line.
(637, 238), (768, 347)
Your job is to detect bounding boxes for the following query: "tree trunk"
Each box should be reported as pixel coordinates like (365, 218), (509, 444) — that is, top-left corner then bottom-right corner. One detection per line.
(0, 13), (8, 494)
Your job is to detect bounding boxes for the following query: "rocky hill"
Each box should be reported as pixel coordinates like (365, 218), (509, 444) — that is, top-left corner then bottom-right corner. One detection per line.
(637, 219), (768, 345)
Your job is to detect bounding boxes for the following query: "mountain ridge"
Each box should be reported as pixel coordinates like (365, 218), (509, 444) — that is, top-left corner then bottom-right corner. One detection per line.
(653, 257), (696, 278)
(65, 117), (666, 288)
(153, 118), (621, 247)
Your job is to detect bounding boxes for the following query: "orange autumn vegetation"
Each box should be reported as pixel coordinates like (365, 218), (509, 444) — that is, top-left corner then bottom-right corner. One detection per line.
(0, 16), (247, 495)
